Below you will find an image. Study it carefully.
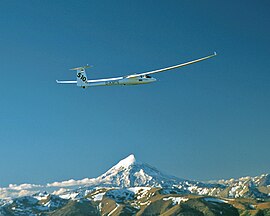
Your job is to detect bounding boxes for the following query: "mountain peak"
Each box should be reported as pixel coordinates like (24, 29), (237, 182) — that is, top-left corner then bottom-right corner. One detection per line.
(95, 154), (185, 188)
(114, 154), (137, 169)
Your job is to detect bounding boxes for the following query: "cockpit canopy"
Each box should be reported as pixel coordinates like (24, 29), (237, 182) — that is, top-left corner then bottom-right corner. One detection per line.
(139, 75), (152, 79)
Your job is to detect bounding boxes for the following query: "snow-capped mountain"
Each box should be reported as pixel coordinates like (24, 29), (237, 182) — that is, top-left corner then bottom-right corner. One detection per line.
(91, 154), (186, 188)
(0, 154), (269, 200)
(0, 154), (269, 215)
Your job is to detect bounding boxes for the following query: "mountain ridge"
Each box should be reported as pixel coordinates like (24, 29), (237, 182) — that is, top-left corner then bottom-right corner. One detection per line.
(0, 154), (269, 215)
(0, 154), (269, 200)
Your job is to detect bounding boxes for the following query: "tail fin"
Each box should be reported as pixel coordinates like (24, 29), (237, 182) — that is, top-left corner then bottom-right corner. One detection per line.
(70, 65), (91, 88)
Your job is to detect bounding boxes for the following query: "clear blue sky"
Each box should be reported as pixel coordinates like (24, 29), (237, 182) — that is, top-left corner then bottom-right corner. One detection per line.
(0, 0), (269, 186)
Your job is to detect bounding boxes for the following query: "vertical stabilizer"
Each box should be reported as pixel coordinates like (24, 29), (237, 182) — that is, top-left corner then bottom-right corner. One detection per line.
(70, 66), (90, 88)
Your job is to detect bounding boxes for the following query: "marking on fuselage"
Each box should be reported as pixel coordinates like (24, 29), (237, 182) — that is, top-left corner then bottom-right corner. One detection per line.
(105, 81), (120, 85)
(77, 72), (87, 83)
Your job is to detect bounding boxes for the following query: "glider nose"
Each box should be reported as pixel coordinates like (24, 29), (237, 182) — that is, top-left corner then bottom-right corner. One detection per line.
(152, 77), (157, 82)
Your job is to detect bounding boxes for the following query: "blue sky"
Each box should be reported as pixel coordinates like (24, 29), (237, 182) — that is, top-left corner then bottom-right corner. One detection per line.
(0, 0), (269, 186)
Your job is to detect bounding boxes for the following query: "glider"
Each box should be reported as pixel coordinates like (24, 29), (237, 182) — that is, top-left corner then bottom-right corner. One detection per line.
(56, 52), (217, 88)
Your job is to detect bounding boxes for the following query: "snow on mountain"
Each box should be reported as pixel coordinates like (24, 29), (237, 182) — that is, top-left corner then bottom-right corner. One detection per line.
(93, 154), (186, 188)
(0, 154), (178, 199)
(214, 173), (270, 198)
(0, 154), (269, 201)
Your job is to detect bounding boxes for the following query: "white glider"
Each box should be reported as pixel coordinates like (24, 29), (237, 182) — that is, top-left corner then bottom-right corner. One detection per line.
(56, 52), (217, 88)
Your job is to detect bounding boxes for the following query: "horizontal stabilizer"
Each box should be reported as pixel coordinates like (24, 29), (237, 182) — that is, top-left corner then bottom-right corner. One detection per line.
(70, 65), (91, 71)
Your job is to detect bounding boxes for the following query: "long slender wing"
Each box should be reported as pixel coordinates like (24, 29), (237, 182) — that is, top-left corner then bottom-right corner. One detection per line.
(56, 80), (77, 84)
(126, 52), (217, 79)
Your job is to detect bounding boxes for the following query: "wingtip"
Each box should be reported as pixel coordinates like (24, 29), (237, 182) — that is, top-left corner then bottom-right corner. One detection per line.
(214, 51), (217, 56)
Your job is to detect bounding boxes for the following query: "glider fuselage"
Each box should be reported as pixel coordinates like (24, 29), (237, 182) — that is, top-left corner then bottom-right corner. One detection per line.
(84, 76), (156, 88)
